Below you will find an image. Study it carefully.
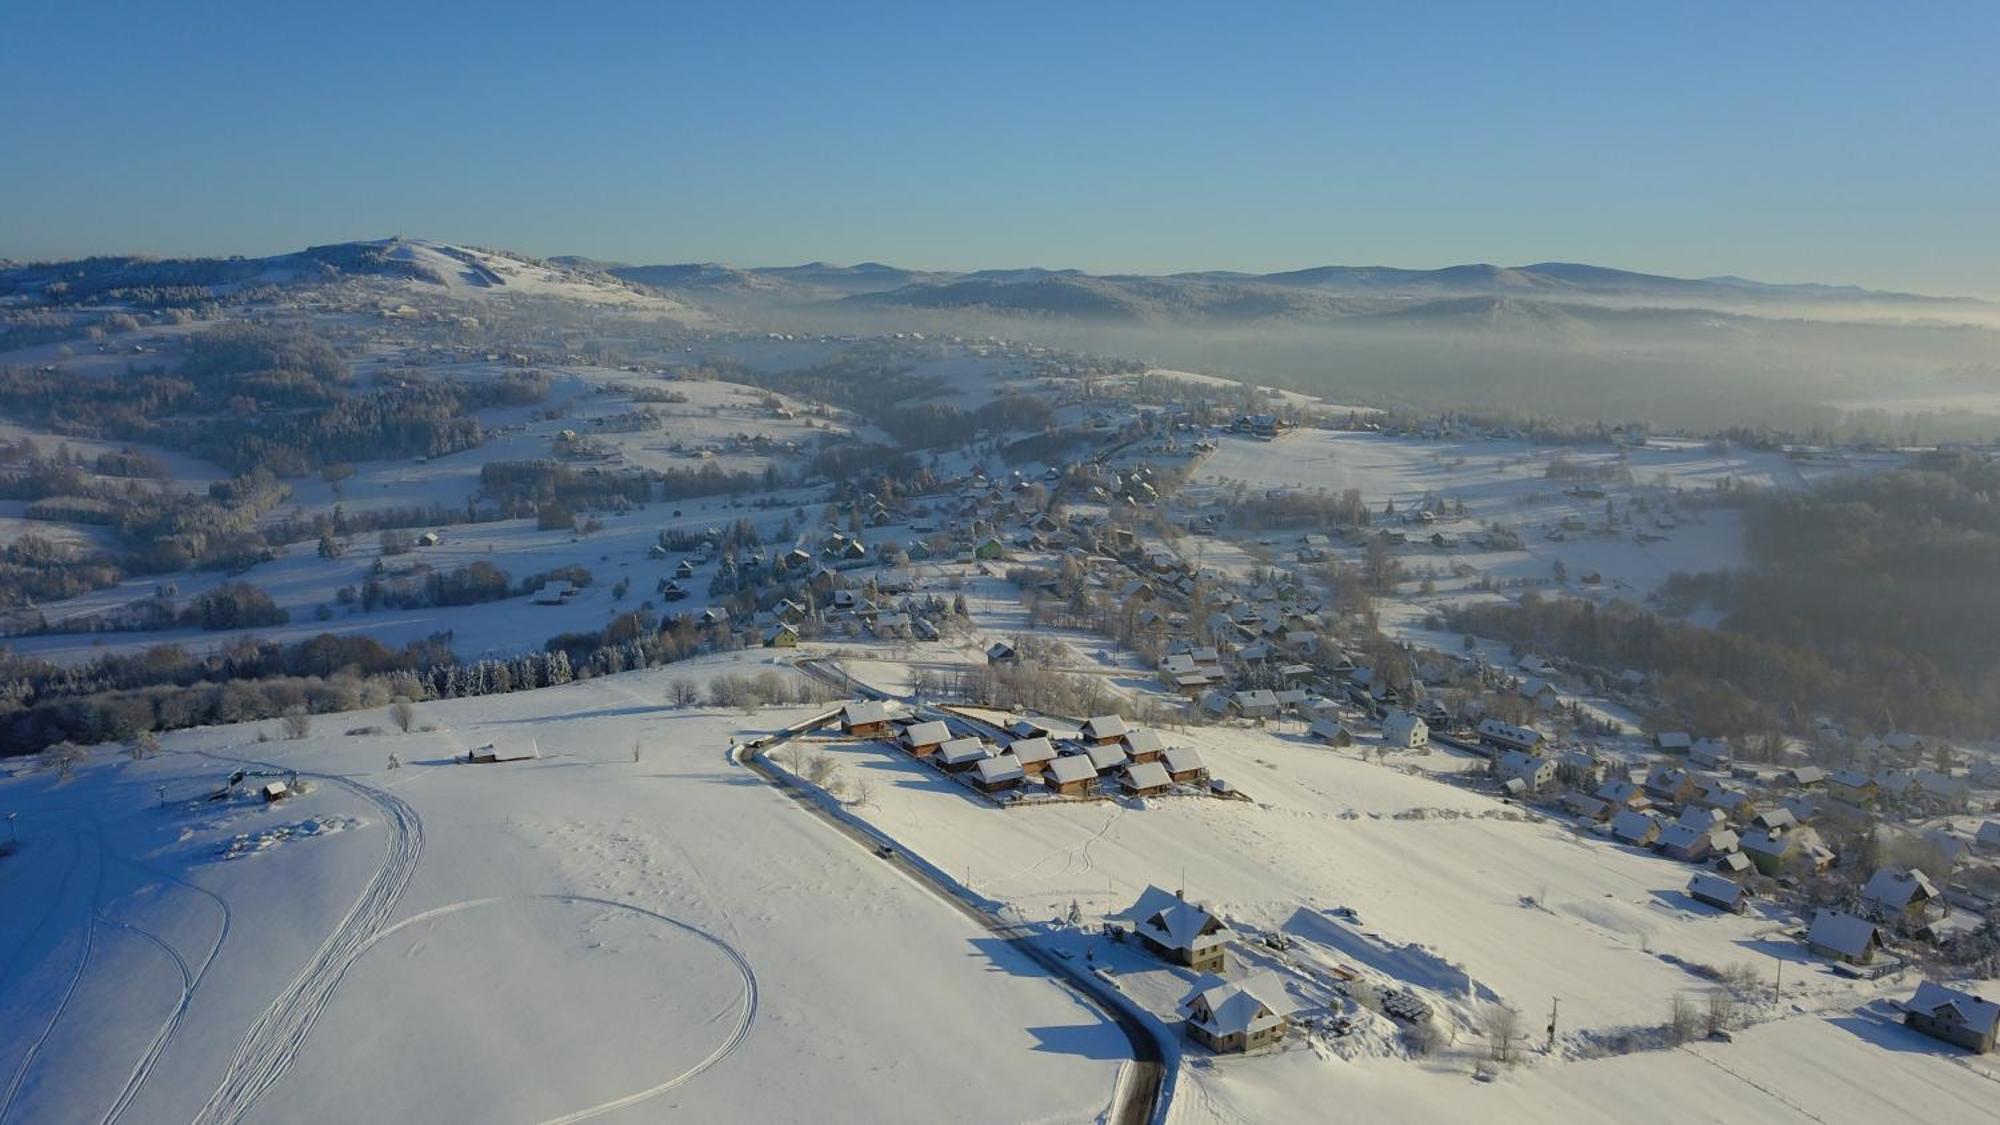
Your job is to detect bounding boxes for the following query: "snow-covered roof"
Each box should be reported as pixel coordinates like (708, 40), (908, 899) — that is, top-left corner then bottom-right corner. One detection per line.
(1179, 972), (1295, 1037)
(1163, 746), (1206, 774)
(1132, 891), (1227, 952)
(1122, 729), (1166, 755)
(974, 753), (1025, 785)
(901, 720), (951, 748)
(1807, 910), (1880, 958)
(1045, 755), (1096, 785)
(1125, 760), (1173, 791)
(1083, 715), (1130, 740)
(936, 737), (991, 765)
(842, 700), (894, 726)
(1084, 742), (1128, 771)
(1006, 736), (1056, 765)
(1687, 871), (1746, 906)
(1861, 867), (1939, 911)
(1905, 982), (2000, 1036)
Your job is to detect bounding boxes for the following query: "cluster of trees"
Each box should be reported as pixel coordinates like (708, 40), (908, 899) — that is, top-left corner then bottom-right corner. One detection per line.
(180, 582), (288, 630)
(1231, 488), (1373, 530)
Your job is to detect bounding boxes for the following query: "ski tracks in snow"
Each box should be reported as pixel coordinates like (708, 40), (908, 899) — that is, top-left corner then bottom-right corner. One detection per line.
(191, 766), (423, 1125)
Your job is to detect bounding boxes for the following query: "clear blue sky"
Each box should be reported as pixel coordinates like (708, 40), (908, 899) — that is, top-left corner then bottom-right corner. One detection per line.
(4, 2), (1996, 295)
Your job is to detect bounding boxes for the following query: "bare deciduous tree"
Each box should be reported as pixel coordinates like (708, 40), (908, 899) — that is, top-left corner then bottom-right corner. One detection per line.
(1484, 1005), (1523, 1063)
(390, 697), (417, 733)
(42, 740), (86, 781)
(281, 708), (312, 740)
(1668, 994), (1701, 1045)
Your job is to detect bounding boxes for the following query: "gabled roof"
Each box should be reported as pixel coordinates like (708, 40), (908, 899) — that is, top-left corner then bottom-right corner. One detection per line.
(1164, 746), (1206, 774)
(1084, 742), (1129, 771)
(1122, 729), (1167, 755)
(1125, 760), (1174, 791)
(936, 737), (991, 765)
(1861, 867), (1939, 911)
(901, 720), (951, 747)
(1180, 972), (1295, 1037)
(842, 700), (894, 726)
(1007, 736), (1057, 765)
(1127, 888), (1227, 952)
(974, 753), (1025, 785)
(1807, 909), (1881, 958)
(1083, 715), (1130, 740)
(1905, 982), (2000, 1036)
(1687, 871), (1747, 906)
(1045, 755), (1096, 785)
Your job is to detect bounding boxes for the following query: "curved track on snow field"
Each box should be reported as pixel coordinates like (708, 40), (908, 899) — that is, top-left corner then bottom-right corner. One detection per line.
(191, 759), (423, 1125)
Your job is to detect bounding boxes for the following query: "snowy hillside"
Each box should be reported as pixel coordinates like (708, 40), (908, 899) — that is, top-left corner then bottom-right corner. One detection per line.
(0, 654), (1125, 1124)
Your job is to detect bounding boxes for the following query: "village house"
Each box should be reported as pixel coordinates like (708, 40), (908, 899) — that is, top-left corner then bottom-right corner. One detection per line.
(1806, 909), (1885, 965)
(839, 701), (899, 738)
(1308, 718), (1356, 747)
(1044, 754), (1098, 797)
(1495, 750), (1557, 793)
(1179, 972), (1297, 1054)
(1231, 689), (1281, 720)
(1476, 718), (1546, 756)
(468, 738), (540, 764)
(1595, 779), (1651, 812)
(985, 641), (1019, 666)
(1827, 768), (1878, 807)
(935, 737), (992, 772)
(1657, 807), (1740, 863)
(900, 720), (952, 757)
(1740, 826), (1832, 878)
(1082, 715), (1131, 745)
(1126, 888), (1230, 971)
(1007, 736), (1058, 776)
(1611, 809), (1662, 847)
(1083, 741), (1129, 773)
(1689, 737), (1733, 771)
(1380, 709), (1429, 749)
(260, 780), (291, 802)
(1122, 729), (1168, 764)
(763, 623), (799, 648)
(1686, 871), (1752, 914)
(1655, 731), (1693, 754)
(1124, 760), (1175, 797)
(1860, 867), (1942, 926)
(1163, 746), (1209, 784)
(1902, 982), (2000, 1054)
(973, 753), (1026, 793)
(1644, 765), (1699, 805)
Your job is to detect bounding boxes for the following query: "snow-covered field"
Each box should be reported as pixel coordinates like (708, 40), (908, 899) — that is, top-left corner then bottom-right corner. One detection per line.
(0, 653), (1125, 1123)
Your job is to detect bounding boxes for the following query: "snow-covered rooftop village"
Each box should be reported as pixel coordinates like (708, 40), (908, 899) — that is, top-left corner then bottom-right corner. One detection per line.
(4, 234), (2000, 1125)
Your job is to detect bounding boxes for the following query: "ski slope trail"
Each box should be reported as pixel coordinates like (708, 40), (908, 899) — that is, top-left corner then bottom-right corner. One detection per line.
(191, 758), (423, 1125)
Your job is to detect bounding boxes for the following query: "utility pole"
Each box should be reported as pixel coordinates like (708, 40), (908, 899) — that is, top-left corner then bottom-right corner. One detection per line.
(1774, 954), (1783, 1003)
(1546, 997), (1559, 1053)
(156, 785), (166, 809)
(5, 812), (16, 845)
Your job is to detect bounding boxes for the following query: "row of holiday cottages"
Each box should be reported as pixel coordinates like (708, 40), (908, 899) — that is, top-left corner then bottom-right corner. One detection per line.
(838, 703), (1209, 798)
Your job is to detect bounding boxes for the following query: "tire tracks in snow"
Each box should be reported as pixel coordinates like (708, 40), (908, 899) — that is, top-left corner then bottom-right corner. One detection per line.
(191, 756), (423, 1125)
